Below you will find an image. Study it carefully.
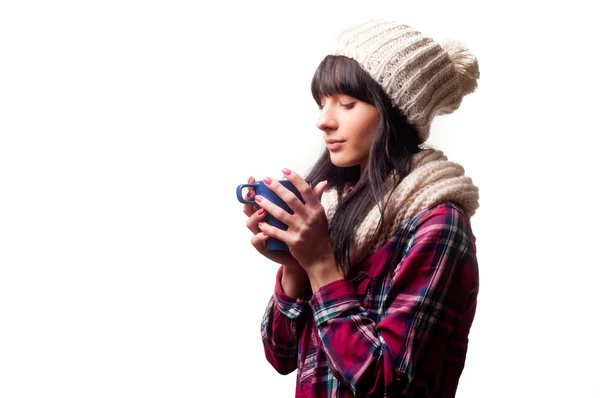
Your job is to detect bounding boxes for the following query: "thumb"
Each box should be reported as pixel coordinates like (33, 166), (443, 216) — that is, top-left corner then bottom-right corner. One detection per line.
(313, 180), (328, 202)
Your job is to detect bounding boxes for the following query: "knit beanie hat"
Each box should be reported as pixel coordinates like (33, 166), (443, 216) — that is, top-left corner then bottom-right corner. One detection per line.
(329, 19), (480, 141)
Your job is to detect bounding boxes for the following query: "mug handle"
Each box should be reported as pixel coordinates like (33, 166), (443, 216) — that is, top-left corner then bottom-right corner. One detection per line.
(236, 183), (259, 204)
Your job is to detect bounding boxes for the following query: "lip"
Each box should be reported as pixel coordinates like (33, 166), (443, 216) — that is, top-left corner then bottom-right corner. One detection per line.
(326, 141), (345, 151)
(325, 139), (345, 144)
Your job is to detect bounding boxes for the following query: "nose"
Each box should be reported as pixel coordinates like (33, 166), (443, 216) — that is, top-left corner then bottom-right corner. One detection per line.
(316, 105), (338, 132)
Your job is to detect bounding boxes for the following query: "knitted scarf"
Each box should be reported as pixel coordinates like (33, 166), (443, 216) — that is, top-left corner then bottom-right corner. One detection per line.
(320, 149), (479, 266)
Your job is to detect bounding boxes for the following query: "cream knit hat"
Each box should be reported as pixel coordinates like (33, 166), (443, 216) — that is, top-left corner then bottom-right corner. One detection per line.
(329, 19), (480, 141)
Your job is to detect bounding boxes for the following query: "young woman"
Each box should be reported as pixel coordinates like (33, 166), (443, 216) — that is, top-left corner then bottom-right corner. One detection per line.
(242, 19), (480, 397)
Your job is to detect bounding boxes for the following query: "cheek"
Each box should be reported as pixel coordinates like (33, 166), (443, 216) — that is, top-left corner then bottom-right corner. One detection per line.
(343, 137), (370, 160)
(355, 116), (378, 147)
(351, 111), (379, 135)
(366, 112), (380, 134)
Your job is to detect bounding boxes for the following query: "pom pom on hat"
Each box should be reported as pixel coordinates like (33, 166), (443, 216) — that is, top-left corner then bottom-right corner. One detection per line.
(442, 40), (480, 96)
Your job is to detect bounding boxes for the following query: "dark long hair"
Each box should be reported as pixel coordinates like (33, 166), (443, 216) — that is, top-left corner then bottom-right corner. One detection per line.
(306, 55), (423, 276)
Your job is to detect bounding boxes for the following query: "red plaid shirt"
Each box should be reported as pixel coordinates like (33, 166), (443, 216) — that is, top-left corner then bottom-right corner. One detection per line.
(261, 202), (479, 397)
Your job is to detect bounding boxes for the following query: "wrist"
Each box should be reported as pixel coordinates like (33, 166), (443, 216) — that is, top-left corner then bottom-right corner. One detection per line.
(281, 264), (310, 299)
(306, 256), (344, 292)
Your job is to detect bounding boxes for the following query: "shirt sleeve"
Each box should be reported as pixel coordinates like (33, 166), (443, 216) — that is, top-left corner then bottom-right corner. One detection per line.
(309, 204), (476, 396)
(261, 265), (310, 375)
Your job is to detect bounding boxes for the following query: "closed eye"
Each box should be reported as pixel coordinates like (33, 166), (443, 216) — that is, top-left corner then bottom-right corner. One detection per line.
(341, 102), (355, 109)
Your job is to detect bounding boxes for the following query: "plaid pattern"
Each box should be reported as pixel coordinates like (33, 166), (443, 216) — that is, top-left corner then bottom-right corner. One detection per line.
(261, 202), (479, 397)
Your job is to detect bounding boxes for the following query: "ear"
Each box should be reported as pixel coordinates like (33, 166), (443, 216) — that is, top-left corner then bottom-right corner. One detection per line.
(312, 180), (328, 202)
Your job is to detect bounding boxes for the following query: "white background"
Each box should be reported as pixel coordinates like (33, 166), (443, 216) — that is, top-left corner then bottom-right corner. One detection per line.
(1, 0), (599, 397)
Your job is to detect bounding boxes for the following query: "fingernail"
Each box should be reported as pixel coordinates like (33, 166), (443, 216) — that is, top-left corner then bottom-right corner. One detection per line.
(255, 195), (263, 202)
(258, 208), (265, 215)
(258, 222), (263, 227)
(264, 177), (272, 185)
(282, 168), (291, 176)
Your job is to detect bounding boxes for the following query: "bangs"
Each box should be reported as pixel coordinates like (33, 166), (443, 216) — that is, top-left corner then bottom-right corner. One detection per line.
(311, 55), (375, 105)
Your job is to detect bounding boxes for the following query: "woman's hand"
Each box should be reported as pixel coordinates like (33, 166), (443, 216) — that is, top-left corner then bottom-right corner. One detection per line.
(243, 176), (313, 299)
(255, 169), (344, 290)
(243, 176), (302, 268)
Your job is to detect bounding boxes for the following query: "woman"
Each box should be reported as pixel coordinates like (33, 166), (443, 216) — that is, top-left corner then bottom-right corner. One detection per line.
(242, 19), (480, 397)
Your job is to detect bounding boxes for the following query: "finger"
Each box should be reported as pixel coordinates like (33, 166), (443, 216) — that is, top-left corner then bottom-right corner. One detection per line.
(245, 176), (256, 197)
(281, 168), (319, 207)
(258, 220), (288, 243)
(250, 231), (270, 251)
(245, 208), (267, 234)
(262, 176), (308, 218)
(313, 180), (329, 202)
(255, 193), (294, 225)
(243, 201), (256, 217)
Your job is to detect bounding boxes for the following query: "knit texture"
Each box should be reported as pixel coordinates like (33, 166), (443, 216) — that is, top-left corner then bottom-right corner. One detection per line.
(320, 149), (479, 266)
(329, 19), (480, 141)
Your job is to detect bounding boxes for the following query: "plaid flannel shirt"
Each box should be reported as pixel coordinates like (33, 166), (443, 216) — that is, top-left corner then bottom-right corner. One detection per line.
(261, 202), (479, 397)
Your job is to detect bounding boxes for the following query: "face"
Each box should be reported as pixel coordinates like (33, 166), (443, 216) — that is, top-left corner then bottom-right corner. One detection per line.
(317, 94), (380, 173)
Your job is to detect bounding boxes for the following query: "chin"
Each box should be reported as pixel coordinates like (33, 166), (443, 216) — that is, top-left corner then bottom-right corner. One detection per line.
(329, 153), (357, 168)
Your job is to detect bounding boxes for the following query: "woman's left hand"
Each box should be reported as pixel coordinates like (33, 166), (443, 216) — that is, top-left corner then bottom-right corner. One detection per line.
(256, 168), (338, 280)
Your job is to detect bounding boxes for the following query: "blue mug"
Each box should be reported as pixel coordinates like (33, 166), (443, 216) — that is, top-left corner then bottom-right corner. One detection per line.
(236, 179), (311, 250)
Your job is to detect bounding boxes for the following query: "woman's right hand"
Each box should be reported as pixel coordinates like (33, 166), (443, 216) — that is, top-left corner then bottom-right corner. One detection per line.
(244, 176), (311, 299)
(243, 176), (302, 267)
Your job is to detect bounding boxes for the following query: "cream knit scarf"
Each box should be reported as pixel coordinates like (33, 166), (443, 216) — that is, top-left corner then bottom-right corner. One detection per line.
(320, 149), (479, 266)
